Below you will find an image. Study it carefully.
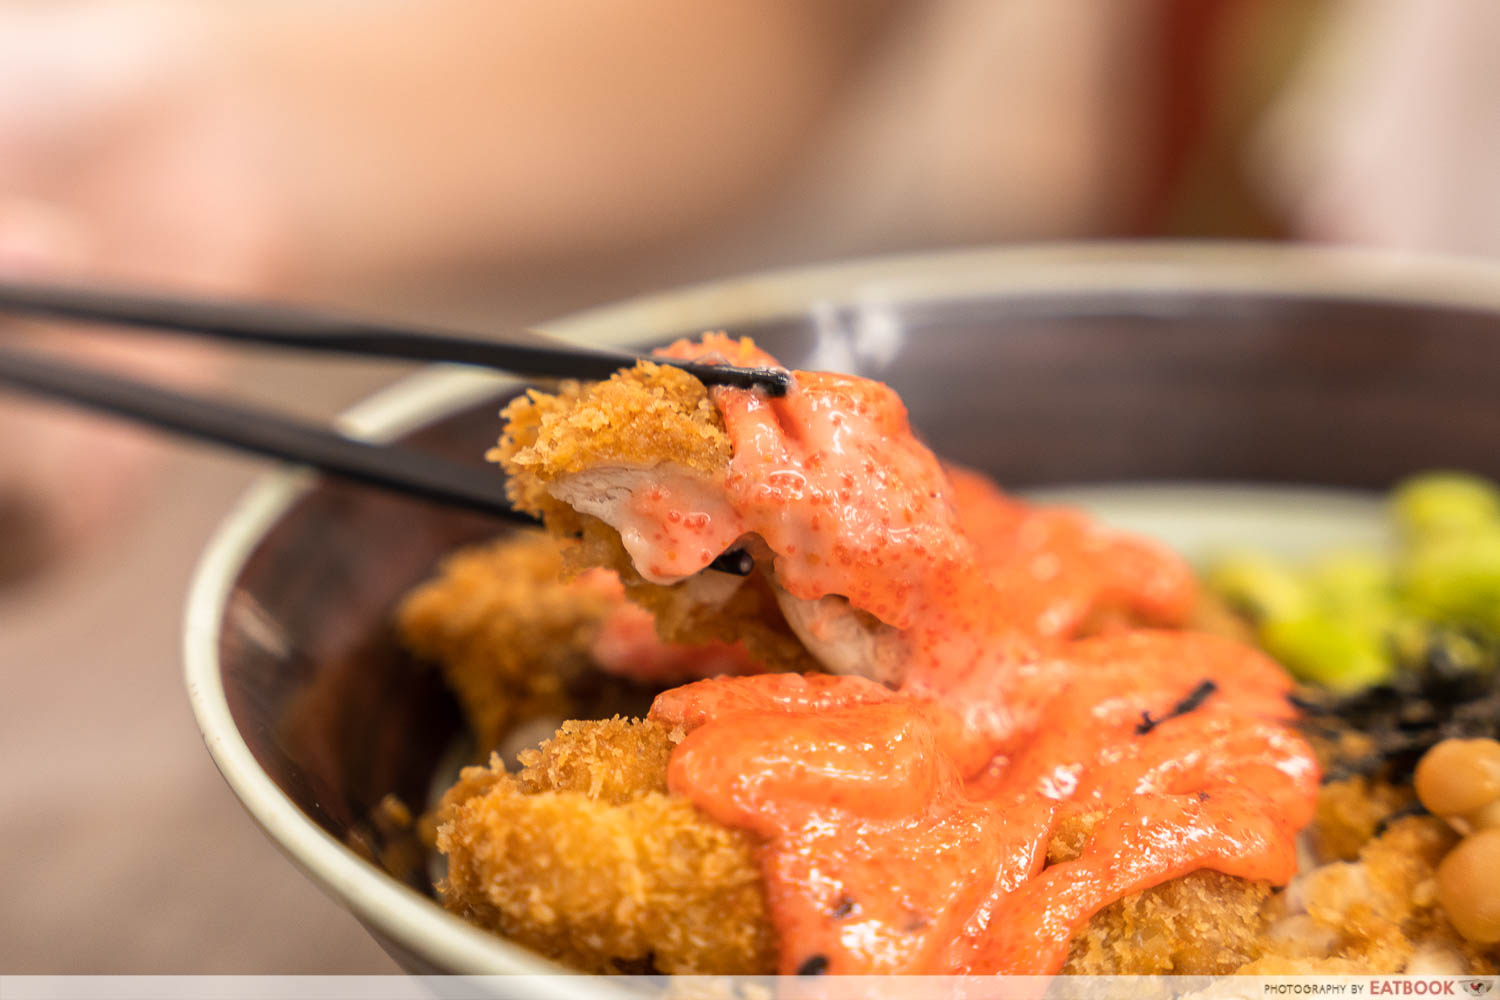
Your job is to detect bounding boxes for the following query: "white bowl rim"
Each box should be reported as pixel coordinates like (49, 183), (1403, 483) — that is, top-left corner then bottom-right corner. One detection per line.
(182, 240), (1500, 975)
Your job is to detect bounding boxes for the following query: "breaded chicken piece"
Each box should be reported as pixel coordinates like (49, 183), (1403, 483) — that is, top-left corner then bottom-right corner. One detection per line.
(434, 718), (774, 974)
(436, 718), (1320, 976)
(493, 363), (730, 526)
(492, 362), (817, 671)
(397, 532), (618, 753)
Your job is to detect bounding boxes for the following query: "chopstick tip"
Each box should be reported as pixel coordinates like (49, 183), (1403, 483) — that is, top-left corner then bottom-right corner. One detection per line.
(672, 360), (792, 396)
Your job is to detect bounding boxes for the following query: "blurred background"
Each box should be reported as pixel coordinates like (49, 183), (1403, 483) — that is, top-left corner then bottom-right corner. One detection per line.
(2, 0), (1498, 973)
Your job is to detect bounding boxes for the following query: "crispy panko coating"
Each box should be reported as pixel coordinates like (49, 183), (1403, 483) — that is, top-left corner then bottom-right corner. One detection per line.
(1063, 871), (1273, 975)
(434, 718), (774, 974)
(1051, 806), (1276, 974)
(491, 362), (729, 525)
(1311, 775), (1413, 863)
(396, 532), (618, 753)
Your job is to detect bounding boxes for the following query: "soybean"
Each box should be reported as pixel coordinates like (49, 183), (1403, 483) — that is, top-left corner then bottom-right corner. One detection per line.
(1414, 738), (1500, 819)
(1436, 828), (1500, 944)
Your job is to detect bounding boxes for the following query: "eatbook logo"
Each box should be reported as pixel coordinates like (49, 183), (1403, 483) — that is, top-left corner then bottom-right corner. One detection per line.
(1368, 981), (1495, 996)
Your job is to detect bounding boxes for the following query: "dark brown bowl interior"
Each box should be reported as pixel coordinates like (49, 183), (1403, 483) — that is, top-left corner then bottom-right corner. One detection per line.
(216, 287), (1500, 933)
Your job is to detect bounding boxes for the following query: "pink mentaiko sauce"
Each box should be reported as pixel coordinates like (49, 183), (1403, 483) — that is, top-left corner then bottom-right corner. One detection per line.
(618, 335), (1319, 975)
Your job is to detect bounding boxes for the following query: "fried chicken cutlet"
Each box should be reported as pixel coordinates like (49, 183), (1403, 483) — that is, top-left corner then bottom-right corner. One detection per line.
(434, 717), (773, 974)
(437, 716), (1494, 974)
(436, 716), (1267, 975)
(431, 336), (1424, 975)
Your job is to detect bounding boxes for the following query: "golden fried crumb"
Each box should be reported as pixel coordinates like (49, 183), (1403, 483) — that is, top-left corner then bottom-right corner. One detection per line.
(396, 532), (618, 753)
(491, 362), (729, 522)
(1312, 776), (1412, 863)
(513, 717), (677, 803)
(1047, 810), (1102, 864)
(1062, 871), (1273, 974)
(435, 718), (774, 974)
(376, 793), (413, 830)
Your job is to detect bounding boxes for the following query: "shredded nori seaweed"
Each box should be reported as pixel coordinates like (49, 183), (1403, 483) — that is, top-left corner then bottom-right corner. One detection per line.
(1137, 679), (1218, 735)
(1296, 630), (1500, 783)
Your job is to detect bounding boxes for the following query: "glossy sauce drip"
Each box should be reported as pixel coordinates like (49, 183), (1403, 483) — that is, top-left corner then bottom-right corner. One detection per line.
(631, 336), (1320, 974)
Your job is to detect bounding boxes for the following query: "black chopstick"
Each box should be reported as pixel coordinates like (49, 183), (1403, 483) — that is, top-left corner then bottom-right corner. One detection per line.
(0, 345), (758, 575)
(0, 344), (535, 522)
(0, 280), (791, 395)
